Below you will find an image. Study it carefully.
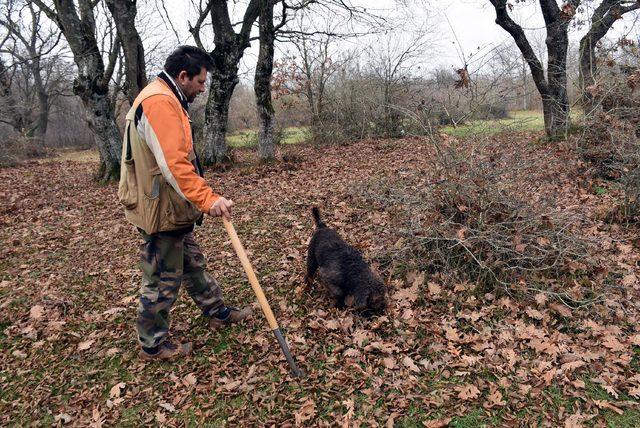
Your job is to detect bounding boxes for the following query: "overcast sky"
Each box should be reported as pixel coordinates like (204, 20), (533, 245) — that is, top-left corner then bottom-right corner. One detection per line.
(140, 0), (639, 81)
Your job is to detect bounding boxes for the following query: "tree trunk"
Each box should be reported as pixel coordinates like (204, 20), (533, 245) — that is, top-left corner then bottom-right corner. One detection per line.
(489, 0), (575, 139)
(202, 53), (239, 165)
(544, 17), (571, 137)
(577, 1), (639, 107)
(190, 0), (259, 165)
(105, 0), (147, 103)
(33, 0), (122, 180)
(84, 91), (123, 180)
(0, 58), (27, 134)
(31, 56), (49, 144)
(521, 57), (528, 110)
(255, 0), (276, 161)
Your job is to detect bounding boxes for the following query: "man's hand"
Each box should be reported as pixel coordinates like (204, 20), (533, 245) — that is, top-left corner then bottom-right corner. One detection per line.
(208, 197), (234, 220)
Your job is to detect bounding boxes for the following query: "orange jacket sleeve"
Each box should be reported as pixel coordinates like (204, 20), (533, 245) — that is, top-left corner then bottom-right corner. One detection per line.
(139, 95), (219, 213)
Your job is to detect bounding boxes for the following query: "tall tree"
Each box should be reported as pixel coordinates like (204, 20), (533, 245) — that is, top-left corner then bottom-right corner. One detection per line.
(0, 57), (27, 133)
(0, 0), (63, 143)
(489, 0), (579, 138)
(190, 0), (260, 165)
(578, 0), (640, 106)
(255, 0), (278, 160)
(32, 0), (122, 181)
(105, 0), (146, 103)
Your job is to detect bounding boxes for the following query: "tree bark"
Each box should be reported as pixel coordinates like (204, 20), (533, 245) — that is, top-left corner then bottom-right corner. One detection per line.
(105, 0), (147, 103)
(543, 6), (571, 137)
(202, 44), (241, 164)
(255, 0), (276, 161)
(191, 0), (259, 165)
(33, 0), (122, 180)
(31, 60), (49, 142)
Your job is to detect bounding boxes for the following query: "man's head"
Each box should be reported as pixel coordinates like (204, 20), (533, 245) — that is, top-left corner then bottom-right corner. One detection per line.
(164, 46), (214, 103)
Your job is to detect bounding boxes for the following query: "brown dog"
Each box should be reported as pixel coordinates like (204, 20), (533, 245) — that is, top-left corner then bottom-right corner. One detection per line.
(305, 207), (387, 316)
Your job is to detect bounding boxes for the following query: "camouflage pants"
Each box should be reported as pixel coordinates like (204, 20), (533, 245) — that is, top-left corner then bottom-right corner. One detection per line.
(136, 230), (225, 348)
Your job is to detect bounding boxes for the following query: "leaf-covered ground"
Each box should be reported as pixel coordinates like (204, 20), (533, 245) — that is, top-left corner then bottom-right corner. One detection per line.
(1, 134), (639, 427)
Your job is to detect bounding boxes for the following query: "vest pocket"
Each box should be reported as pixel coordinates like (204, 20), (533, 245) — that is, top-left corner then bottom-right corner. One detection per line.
(140, 174), (161, 234)
(166, 184), (201, 227)
(117, 158), (138, 210)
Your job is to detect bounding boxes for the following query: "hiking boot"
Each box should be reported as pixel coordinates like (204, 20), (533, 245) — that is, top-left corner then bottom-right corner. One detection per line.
(138, 341), (192, 361)
(209, 306), (253, 330)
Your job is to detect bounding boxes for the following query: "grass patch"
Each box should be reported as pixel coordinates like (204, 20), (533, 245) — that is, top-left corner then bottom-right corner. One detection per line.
(450, 408), (499, 427)
(227, 126), (308, 148)
(48, 149), (99, 163)
(442, 110), (544, 138)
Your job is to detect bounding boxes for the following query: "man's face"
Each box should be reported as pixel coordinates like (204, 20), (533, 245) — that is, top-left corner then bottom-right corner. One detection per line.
(176, 67), (208, 103)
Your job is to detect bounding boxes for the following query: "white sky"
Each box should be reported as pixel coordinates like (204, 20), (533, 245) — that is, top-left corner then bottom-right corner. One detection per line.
(136, 0), (640, 80)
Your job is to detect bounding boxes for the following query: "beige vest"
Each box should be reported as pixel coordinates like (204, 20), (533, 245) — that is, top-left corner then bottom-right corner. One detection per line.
(117, 91), (202, 234)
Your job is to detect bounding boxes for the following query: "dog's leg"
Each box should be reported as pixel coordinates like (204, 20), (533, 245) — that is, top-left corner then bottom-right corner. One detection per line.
(305, 250), (318, 287)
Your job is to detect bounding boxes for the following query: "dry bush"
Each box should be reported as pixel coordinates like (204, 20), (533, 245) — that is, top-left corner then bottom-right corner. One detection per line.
(415, 149), (589, 289)
(0, 134), (51, 167)
(578, 68), (640, 222)
(357, 139), (591, 296)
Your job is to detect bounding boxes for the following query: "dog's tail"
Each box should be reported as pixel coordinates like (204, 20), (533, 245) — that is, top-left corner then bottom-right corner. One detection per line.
(312, 207), (326, 228)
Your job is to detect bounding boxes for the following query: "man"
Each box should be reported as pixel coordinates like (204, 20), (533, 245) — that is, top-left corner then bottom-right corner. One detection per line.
(118, 46), (252, 361)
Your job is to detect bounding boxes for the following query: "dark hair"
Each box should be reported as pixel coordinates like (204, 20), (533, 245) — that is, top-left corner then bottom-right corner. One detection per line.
(164, 45), (214, 78)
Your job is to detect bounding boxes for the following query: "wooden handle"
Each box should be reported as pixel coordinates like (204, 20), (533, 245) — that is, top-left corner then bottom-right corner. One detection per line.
(222, 217), (279, 330)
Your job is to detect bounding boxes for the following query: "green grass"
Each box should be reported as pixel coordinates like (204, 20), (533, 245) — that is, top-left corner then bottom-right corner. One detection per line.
(442, 110), (545, 138)
(227, 126), (309, 148)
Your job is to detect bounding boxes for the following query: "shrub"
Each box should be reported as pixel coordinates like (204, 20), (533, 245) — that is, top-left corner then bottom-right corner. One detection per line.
(356, 139), (591, 294)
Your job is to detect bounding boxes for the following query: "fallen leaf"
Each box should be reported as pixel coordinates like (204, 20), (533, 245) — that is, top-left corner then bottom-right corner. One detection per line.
(183, 373), (197, 387)
(382, 357), (396, 369)
(486, 389), (505, 407)
(424, 418), (453, 428)
(593, 400), (623, 415)
(295, 399), (316, 425)
(12, 350), (27, 359)
(526, 308), (545, 320)
(54, 413), (72, 423)
(427, 282), (441, 296)
(325, 320), (340, 330)
(109, 382), (126, 399)
(77, 339), (95, 351)
(403, 356), (420, 373)
(457, 384), (480, 400)
(30, 305), (44, 319)
(602, 335), (626, 352)
(343, 348), (361, 358)
(549, 303), (572, 317)
(159, 402), (175, 413)
(534, 293), (548, 306)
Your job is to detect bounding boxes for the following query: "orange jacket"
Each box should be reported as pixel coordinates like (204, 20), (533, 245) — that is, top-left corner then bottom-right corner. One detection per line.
(133, 75), (219, 213)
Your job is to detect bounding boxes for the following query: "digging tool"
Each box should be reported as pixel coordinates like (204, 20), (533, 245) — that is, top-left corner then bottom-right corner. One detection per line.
(222, 217), (303, 377)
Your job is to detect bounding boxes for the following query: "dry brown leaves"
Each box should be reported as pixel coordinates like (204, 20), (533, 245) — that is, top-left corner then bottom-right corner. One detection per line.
(0, 134), (639, 425)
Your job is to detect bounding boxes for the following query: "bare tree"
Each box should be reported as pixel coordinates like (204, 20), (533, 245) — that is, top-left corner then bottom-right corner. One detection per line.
(489, 0), (580, 138)
(255, 0), (278, 160)
(105, 0), (146, 103)
(32, 0), (122, 180)
(189, 0), (260, 164)
(366, 28), (432, 136)
(579, 0), (640, 106)
(273, 11), (364, 127)
(0, 0), (63, 143)
(0, 55), (28, 133)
